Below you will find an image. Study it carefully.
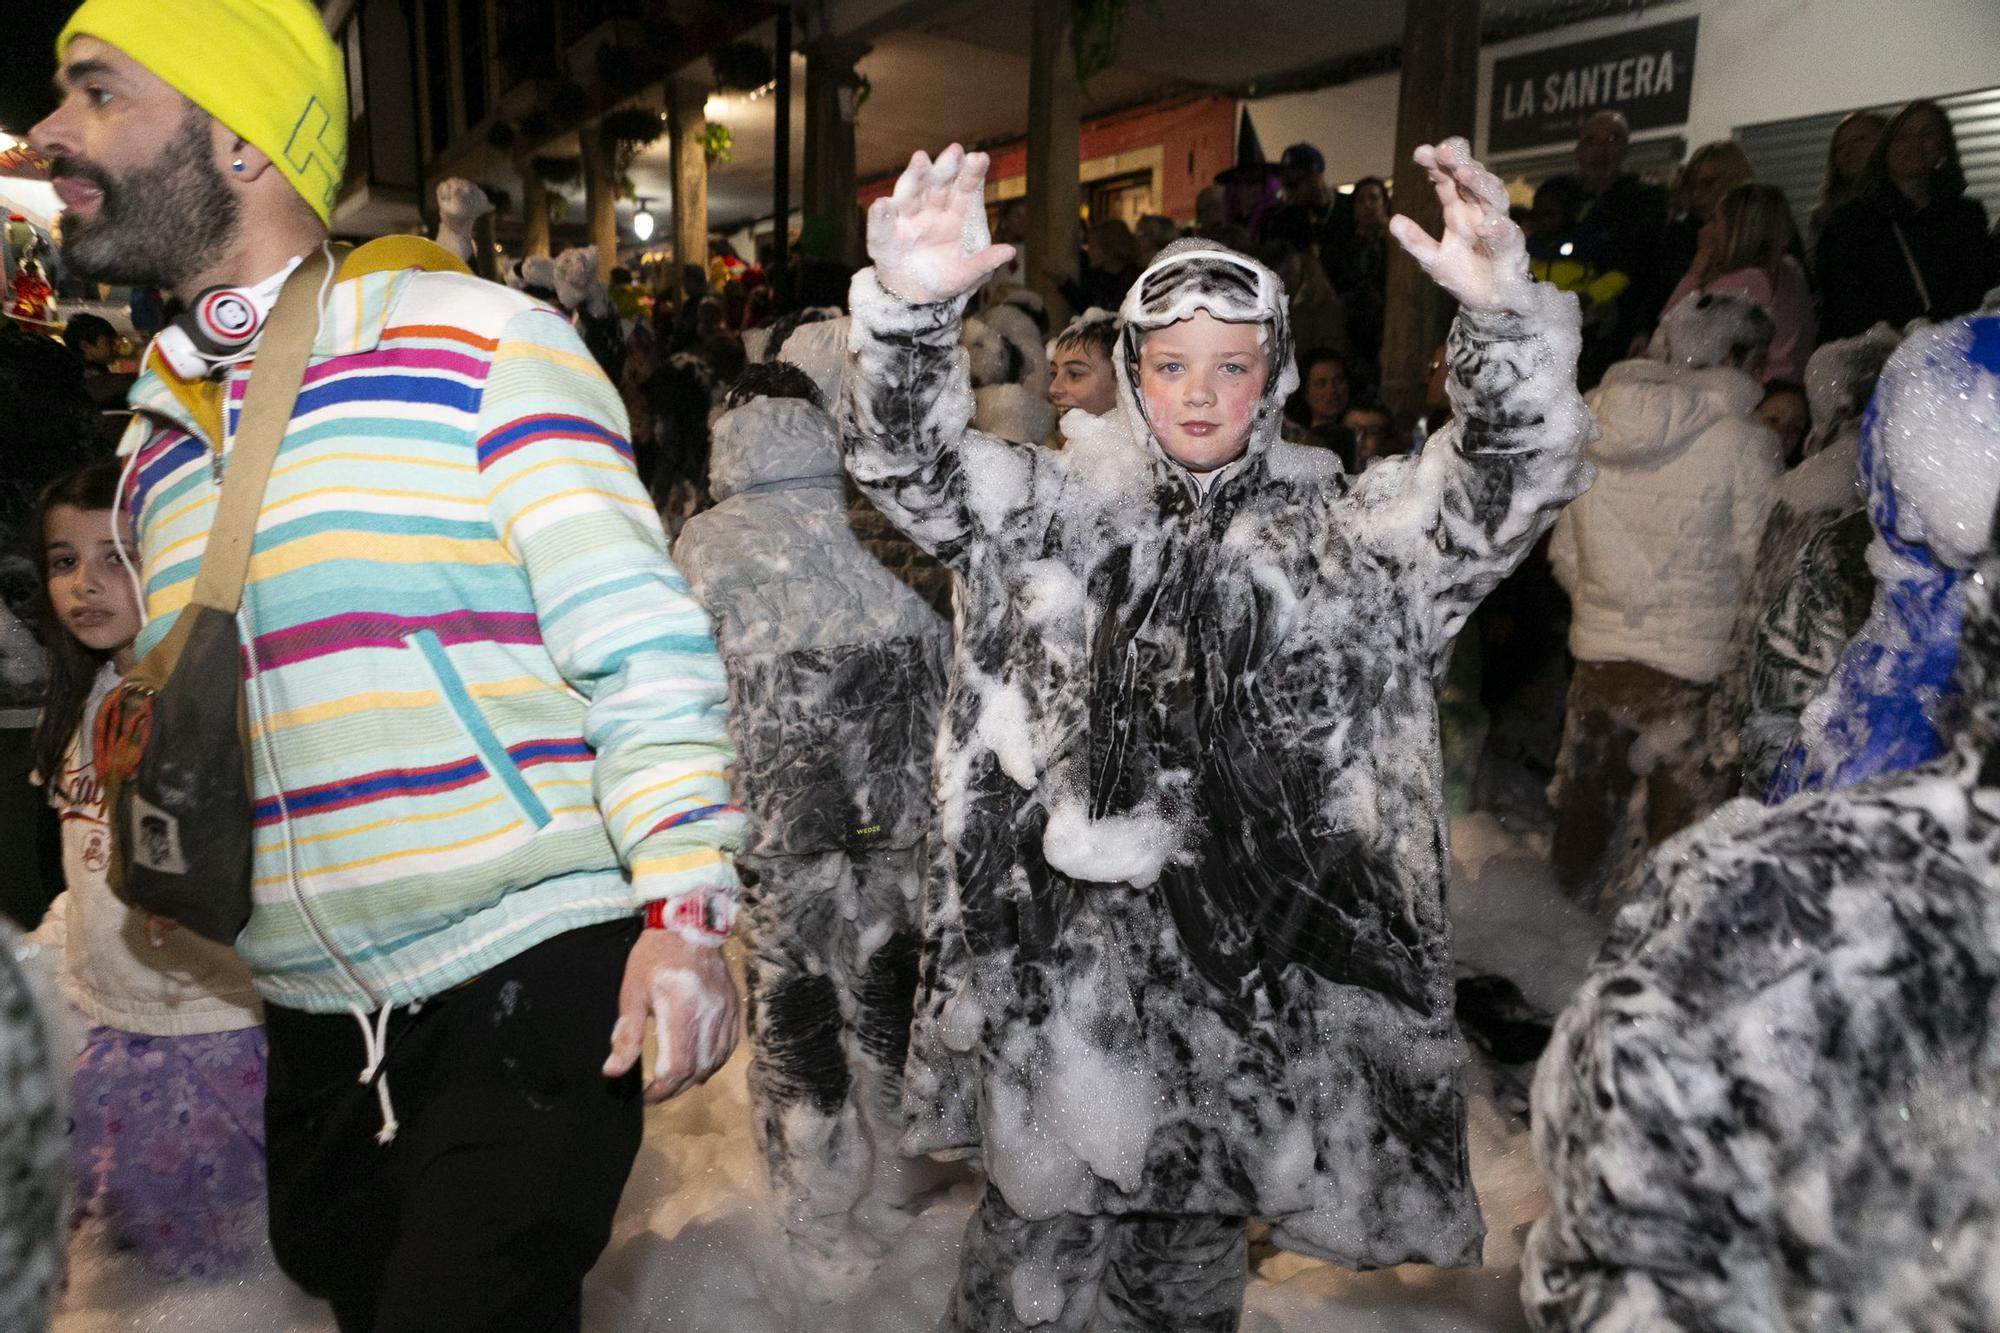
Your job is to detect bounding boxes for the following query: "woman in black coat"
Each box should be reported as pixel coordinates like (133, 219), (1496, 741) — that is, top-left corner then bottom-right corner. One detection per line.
(1816, 99), (1999, 341)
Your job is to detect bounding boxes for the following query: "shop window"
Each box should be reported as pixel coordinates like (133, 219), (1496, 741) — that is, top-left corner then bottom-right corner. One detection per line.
(1085, 170), (1156, 230)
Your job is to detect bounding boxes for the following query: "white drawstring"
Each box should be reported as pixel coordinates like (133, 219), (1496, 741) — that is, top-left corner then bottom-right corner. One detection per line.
(354, 1001), (401, 1145)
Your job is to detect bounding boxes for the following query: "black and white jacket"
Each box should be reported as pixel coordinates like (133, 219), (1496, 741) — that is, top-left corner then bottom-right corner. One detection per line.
(1527, 542), (2000, 1329)
(673, 395), (951, 860)
(840, 243), (1592, 1266)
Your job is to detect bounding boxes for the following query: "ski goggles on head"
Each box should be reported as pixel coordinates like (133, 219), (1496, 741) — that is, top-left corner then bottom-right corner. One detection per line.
(1121, 247), (1277, 333)
(1118, 245), (1295, 403)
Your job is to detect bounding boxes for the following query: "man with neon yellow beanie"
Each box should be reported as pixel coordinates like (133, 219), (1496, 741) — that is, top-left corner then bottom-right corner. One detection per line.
(32, 5), (748, 1329)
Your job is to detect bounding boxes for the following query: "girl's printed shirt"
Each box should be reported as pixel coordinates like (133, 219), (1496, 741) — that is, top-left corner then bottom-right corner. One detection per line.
(40, 663), (261, 1036)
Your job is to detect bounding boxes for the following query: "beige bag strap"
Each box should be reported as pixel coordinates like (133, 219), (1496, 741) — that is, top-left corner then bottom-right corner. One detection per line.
(188, 246), (335, 614)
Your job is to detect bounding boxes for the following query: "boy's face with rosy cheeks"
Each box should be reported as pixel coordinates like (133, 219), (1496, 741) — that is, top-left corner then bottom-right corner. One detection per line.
(1136, 311), (1271, 474)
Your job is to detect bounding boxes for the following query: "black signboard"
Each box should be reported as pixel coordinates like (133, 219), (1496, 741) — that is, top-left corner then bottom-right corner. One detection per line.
(1488, 17), (1700, 154)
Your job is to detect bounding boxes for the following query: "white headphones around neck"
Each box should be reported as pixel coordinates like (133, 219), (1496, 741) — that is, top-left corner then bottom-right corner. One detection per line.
(151, 251), (322, 379)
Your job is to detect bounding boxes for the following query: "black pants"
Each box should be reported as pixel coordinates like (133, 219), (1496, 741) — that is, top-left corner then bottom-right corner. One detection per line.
(265, 920), (644, 1333)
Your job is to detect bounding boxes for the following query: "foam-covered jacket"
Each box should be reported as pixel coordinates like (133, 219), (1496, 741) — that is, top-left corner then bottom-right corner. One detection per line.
(1525, 536), (2000, 1332)
(839, 253), (1592, 1265)
(1766, 315), (2000, 800)
(0, 919), (61, 1332)
(673, 396), (950, 859)
(1549, 359), (1783, 683)
(1707, 324), (1902, 790)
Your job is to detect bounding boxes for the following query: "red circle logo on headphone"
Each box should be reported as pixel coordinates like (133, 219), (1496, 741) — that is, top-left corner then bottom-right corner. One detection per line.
(195, 289), (260, 349)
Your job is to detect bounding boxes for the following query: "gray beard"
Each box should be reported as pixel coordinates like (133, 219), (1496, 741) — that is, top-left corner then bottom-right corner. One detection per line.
(59, 112), (240, 292)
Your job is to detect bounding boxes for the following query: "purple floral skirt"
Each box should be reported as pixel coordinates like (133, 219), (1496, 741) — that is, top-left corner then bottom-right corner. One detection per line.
(69, 1024), (269, 1280)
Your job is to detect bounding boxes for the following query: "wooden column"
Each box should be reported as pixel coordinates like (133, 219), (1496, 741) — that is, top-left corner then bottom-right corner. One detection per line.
(579, 121), (619, 280)
(517, 165), (550, 258)
(802, 35), (864, 270)
(1378, 0), (1482, 430)
(1026, 0), (1080, 324)
(472, 210), (500, 280)
(772, 4), (793, 305)
(511, 137), (551, 258)
(669, 76), (710, 278)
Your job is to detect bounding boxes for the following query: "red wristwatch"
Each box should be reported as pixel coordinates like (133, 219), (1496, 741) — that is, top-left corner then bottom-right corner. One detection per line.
(642, 891), (735, 943)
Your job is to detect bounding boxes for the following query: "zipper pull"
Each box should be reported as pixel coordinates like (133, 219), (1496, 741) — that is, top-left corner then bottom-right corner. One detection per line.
(209, 446), (225, 485)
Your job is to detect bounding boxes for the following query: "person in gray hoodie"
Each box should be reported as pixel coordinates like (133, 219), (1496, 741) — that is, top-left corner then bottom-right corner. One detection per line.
(671, 362), (953, 1285)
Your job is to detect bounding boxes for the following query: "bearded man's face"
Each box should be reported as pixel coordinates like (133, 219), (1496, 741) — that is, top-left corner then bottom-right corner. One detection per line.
(31, 36), (240, 292)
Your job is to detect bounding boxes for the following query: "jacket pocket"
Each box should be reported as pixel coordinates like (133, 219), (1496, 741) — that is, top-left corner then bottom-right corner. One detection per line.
(404, 630), (553, 830)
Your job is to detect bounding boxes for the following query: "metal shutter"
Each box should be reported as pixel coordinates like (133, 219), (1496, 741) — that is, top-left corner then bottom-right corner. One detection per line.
(1735, 85), (2000, 236)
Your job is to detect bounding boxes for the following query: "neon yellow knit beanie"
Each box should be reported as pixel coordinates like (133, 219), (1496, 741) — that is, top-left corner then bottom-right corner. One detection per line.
(57, 0), (348, 225)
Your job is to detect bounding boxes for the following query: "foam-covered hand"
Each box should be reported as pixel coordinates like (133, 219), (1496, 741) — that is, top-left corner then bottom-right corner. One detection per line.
(1389, 138), (1531, 313)
(603, 926), (740, 1103)
(867, 144), (1016, 304)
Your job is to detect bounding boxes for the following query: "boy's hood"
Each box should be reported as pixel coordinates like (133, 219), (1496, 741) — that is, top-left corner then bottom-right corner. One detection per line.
(1863, 315), (2000, 572)
(1803, 323), (1903, 455)
(708, 395), (843, 500)
(1587, 359), (1762, 467)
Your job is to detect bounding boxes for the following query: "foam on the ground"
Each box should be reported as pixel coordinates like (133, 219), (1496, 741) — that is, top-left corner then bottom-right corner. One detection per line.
(52, 817), (1590, 1332)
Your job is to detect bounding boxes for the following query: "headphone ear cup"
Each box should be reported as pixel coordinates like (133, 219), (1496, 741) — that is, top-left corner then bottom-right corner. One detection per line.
(177, 286), (264, 358)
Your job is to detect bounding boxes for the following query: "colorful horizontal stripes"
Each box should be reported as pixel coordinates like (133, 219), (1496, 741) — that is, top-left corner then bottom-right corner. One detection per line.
(119, 266), (744, 1013)
(250, 610), (543, 669)
(477, 413), (635, 468)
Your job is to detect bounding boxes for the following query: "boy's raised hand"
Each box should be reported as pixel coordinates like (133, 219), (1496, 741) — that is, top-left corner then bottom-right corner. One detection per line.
(1389, 138), (1532, 313)
(867, 144), (1016, 304)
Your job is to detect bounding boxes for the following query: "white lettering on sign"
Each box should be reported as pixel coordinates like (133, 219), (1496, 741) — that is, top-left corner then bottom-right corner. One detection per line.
(1515, 49), (1679, 120)
(1486, 16), (1696, 150)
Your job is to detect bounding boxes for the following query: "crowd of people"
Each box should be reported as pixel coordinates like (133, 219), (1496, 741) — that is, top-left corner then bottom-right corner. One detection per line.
(4, 1), (2000, 1331)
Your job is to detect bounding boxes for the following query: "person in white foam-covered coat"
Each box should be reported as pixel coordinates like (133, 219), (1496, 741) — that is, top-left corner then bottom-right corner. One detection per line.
(1547, 291), (1784, 895)
(841, 140), (1592, 1332)
(672, 363), (952, 1288)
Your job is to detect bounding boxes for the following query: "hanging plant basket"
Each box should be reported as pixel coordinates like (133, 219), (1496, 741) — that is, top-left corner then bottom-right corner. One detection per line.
(531, 154), (583, 187)
(710, 41), (774, 93)
(1073, 0), (1158, 83)
(600, 107), (666, 147)
(702, 122), (734, 166)
(601, 107), (668, 175)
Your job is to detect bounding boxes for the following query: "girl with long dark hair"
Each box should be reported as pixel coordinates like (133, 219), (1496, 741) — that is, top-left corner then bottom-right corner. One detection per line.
(27, 462), (268, 1281)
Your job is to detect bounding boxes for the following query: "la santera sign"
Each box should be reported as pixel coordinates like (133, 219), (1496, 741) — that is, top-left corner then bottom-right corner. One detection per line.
(1488, 17), (1699, 153)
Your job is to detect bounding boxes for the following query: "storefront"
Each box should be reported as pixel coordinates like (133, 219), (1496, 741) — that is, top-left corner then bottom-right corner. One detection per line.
(1238, 0), (2000, 217)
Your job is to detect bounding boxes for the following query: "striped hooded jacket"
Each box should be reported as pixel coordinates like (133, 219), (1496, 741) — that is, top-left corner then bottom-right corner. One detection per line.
(118, 244), (744, 1014)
